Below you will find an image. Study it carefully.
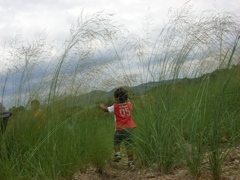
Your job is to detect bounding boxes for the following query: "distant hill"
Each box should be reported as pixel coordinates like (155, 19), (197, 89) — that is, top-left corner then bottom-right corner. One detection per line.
(67, 80), (175, 107)
(63, 63), (240, 108)
(131, 80), (174, 94)
(69, 90), (109, 107)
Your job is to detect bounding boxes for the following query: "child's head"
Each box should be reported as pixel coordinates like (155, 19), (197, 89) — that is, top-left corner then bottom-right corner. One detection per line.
(114, 87), (128, 103)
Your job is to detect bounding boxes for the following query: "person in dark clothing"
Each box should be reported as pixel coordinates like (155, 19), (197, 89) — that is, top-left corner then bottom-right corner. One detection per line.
(0, 103), (12, 134)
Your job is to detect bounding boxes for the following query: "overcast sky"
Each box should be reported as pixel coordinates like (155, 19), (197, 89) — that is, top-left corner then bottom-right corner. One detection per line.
(0, 0), (239, 43)
(0, 0), (240, 108)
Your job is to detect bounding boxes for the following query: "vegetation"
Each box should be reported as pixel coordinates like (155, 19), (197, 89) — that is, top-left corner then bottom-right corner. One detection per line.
(0, 2), (240, 179)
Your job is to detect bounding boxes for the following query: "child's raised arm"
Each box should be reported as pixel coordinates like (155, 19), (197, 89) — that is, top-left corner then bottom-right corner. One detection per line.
(100, 104), (109, 112)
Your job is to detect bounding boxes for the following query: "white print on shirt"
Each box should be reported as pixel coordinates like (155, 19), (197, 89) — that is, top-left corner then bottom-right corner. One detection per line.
(119, 107), (130, 117)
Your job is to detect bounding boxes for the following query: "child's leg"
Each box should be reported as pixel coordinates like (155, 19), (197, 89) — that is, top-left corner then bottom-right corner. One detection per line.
(113, 146), (121, 162)
(124, 129), (135, 168)
(126, 147), (133, 161)
(114, 146), (120, 153)
(113, 131), (123, 162)
(114, 131), (122, 154)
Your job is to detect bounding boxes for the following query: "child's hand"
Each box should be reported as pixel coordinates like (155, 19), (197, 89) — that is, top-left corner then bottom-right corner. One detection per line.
(100, 104), (108, 112)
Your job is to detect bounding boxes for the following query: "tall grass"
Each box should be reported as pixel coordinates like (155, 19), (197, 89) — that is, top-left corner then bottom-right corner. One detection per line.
(0, 2), (240, 179)
(133, 63), (240, 178)
(131, 3), (239, 179)
(0, 106), (113, 179)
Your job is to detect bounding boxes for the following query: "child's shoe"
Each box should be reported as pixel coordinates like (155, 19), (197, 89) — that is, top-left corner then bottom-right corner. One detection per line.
(128, 161), (135, 169)
(113, 152), (121, 162)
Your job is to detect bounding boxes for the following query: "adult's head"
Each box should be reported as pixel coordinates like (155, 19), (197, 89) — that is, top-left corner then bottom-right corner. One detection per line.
(31, 99), (40, 111)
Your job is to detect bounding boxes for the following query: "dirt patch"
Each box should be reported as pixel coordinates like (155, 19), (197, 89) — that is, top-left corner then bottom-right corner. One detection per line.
(73, 147), (240, 180)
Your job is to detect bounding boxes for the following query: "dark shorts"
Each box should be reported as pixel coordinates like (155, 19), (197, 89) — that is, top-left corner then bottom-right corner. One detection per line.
(114, 129), (134, 147)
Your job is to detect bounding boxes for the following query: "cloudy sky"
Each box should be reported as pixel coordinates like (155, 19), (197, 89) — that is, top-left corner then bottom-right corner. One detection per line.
(0, 0), (240, 108)
(0, 0), (239, 43)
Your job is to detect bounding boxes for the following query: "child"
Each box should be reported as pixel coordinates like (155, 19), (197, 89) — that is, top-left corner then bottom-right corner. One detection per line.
(100, 87), (136, 169)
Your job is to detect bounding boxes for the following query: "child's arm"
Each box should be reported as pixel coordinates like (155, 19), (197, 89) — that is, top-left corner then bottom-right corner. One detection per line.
(100, 104), (109, 112)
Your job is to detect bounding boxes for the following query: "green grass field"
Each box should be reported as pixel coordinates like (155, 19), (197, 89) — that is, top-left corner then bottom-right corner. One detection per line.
(0, 4), (240, 179)
(0, 64), (240, 179)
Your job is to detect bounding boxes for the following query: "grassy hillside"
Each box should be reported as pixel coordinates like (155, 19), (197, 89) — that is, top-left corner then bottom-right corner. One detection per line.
(132, 64), (240, 177)
(0, 64), (240, 179)
(1, 4), (240, 179)
(54, 63), (240, 110)
(56, 80), (177, 108)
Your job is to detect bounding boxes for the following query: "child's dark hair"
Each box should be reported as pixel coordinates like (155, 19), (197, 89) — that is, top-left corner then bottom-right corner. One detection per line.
(114, 87), (128, 103)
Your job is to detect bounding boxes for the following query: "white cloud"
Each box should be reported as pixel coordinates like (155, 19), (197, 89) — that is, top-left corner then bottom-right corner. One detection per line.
(0, 0), (240, 108)
(1, 0), (239, 44)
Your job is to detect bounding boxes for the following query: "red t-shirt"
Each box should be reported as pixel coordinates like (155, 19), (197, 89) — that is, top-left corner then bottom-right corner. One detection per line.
(108, 101), (136, 131)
